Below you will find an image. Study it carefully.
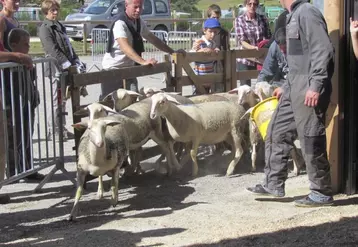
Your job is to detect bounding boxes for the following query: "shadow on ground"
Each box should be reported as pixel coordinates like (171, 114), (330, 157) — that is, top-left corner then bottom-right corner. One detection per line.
(187, 215), (358, 247)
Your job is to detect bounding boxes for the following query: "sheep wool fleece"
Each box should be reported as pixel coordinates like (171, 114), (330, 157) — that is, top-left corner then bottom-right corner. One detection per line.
(263, 0), (334, 201)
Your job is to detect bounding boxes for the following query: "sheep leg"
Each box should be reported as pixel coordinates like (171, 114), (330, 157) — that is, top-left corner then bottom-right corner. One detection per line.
(175, 142), (185, 161)
(97, 175), (104, 199)
(151, 136), (177, 176)
(110, 165), (121, 207)
(190, 142), (200, 177)
(68, 169), (87, 221)
(251, 143), (257, 172)
(226, 134), (244, 176)
(179, 142), (192, 168)
(290, 144), (304, 176)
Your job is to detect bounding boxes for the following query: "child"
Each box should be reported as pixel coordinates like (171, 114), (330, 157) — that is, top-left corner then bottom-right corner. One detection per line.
(5, 28), (42, 180)
(191, 18), (221, 95)
(207, 4), (230, 51)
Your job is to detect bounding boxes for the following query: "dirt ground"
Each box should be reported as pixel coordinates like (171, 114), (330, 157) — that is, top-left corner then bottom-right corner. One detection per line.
(1, 57), (358, 247)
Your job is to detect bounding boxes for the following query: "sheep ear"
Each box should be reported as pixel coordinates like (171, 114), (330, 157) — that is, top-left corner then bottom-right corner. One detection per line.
(126, 90), (142, 97)
(72, 121), (88, 130)
(228, 88), (239, 94)
(74, 107), (89, 116)
(258, 88), (267, 102)
(102, 105), (118, 114)
(241, 107), (254, 120)
(103, 119), (121, 126)
(165, 94), (181, 105)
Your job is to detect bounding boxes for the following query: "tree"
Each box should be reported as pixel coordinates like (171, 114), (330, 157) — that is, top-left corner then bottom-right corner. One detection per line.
(171, 0), (201, 16)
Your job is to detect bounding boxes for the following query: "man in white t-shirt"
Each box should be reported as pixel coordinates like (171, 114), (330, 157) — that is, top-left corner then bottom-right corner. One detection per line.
(101, 0), (183, 97)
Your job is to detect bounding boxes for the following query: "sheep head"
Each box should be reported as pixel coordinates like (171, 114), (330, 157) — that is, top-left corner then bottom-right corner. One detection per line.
(139, 86), (164, 98)
(74, 103), (118, 120)
(104, 89), (142, 112)
(254, 81), (275, 101)
(150, 93), (180, 119)
(72, 118), (122, 148)
(229, 85), (258, 107)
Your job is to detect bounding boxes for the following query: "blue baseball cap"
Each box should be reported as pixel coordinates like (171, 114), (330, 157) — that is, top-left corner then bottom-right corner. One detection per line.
(203, 18), (221, 29)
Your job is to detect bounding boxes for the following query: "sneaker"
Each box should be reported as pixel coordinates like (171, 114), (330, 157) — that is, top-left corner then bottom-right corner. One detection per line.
(0, 194), (10, 204)
(294, 196), (334, 207)
(246, 184), (285, 198)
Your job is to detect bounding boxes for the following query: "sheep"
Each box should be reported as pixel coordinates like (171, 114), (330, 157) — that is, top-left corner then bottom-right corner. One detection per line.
(69, 116), (130, 221)
(103, 88), (142, 111)
(253, 81), (276, 101)
(227, 85), (259, 107)
(150, 93), (247, 177)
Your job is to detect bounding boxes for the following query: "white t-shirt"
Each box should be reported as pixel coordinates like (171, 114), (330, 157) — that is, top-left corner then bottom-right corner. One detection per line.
(102, 18), (151, 69)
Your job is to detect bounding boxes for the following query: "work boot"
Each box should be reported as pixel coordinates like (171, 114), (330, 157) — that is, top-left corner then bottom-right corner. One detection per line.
(246, 184), (285, 198)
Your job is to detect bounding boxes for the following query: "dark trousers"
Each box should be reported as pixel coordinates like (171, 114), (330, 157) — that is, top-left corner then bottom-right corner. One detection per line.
(263, 80), (332, 200)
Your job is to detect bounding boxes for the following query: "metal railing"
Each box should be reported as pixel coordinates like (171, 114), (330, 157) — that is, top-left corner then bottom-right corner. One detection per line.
(0, 57), (75, 192)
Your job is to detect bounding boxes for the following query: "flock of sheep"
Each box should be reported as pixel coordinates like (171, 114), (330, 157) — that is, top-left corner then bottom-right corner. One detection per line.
(67, 82), (305, 221)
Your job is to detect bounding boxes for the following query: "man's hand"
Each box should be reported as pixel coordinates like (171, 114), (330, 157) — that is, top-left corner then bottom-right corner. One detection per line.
(304, 89), (320, 107)
(272, 87), (283, 99)
(16, 53), (33, 69)
(350, 17), (358, 34)
(142, 58), (157, 66)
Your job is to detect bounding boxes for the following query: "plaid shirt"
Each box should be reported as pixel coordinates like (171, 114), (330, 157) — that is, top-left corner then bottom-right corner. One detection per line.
(236, 13), (271, 66)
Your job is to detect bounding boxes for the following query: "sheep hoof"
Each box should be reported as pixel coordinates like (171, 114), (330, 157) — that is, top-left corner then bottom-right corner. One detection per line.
(111, 200), (118, 208)
(97, 193), (104, 200)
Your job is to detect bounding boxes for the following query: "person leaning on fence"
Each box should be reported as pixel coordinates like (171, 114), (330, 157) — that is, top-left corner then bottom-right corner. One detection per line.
(38, 0), (87, 141)
(100, 0), (185, 97)
(190, 18), (221, 95)
(0, 47), (34, 204)
(235, 0), (271, 86)
(257, 27), (288, 88)
(0, 0), (20, 51)
(206, 4), (230, 92)
(247, 0), (335, 207)
(4, 28), (41, 182)
(350, 17), (358, 60)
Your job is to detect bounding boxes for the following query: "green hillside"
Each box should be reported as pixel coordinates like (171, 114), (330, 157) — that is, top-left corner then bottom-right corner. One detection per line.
(196, 0), (281, 11)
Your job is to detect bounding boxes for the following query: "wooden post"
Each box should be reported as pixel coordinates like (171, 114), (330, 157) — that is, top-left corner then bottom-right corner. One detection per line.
(172, 53), (183, 93)
(324, 0), (343, 193)
(83, 23), (88, 54)
(230, 50), (237, 89)
(224, 50), (232, 91)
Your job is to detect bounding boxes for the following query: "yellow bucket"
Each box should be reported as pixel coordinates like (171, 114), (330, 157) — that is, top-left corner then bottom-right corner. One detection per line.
(251, 97), (279, 140)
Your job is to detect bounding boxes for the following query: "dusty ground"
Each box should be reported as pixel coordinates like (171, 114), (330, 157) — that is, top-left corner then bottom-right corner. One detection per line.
(1, 57), (358, 247)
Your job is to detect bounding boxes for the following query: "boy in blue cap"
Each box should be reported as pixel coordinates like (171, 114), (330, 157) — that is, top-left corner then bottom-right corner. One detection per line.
(191, 18), (221, 94)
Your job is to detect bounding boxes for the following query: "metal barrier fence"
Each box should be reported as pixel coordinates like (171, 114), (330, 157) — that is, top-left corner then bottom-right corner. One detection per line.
(0, 57), (75, 192)
(91, 29), (239, 68)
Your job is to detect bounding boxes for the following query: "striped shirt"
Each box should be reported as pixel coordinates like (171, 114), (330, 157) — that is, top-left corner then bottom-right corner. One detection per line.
(235, 13), (271, 66)
(191, 36), (217, 75)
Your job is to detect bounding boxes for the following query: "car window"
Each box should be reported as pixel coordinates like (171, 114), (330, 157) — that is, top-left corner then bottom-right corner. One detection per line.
(154, 0), (167, 14)
(142, 0), (152, 15)
(83, 0), (114, 14)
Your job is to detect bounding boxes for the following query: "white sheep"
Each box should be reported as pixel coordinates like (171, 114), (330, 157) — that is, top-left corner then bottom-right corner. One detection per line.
(69, 116), (130, 221)
(253, 81), (276, 101)
(103, 88), (142, 111)
(150, 93), (247, 177)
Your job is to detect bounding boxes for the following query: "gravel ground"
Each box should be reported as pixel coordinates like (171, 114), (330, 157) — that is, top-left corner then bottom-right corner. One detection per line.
(1, 56), (358, 247)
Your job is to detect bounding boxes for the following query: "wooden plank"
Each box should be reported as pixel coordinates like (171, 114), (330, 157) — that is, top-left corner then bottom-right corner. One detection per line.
(236, 70), (260, 80)
(324, 0), (342, 193)
(72, 62), (172, 87)
(176, 76), (223, 87)
(230, 50), (238, 89)
(164, 54), (172, 88)
(183, 51), (225, 63)
(224, 50), (232, 91)
(172, 53), (183, 93)
(233, 49), (268, 60)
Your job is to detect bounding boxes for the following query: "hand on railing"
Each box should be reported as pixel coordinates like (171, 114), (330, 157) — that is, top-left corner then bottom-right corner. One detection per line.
(142, 58), (158, 66)
(15, 53), (33, 69)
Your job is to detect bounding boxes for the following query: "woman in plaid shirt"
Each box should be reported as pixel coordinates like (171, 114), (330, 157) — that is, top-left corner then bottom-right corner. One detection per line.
(235, 0), (271, 86)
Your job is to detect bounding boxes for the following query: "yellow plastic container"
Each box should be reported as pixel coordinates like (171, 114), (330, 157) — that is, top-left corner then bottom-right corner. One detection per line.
(251, 97), (279, 140)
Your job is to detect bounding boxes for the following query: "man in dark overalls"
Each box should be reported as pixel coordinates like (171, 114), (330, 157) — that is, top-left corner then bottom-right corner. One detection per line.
(247, 0), (335, 207)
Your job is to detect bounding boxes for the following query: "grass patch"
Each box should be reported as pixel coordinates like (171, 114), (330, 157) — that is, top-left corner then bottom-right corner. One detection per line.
(29, 41), (86, 55)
